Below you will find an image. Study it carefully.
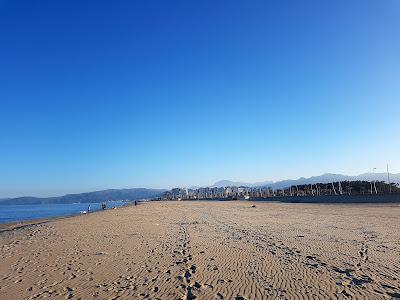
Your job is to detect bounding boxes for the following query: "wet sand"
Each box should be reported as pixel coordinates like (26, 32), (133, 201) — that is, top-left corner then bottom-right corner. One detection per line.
(1, 201), (399, 299)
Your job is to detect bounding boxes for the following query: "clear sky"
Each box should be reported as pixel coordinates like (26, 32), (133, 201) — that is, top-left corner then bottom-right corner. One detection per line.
(0, 0), (399, 197)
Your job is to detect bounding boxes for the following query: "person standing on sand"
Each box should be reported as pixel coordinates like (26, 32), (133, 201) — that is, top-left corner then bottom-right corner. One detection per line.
(87, 204), (91, 213)
(134, 201), (137, 206)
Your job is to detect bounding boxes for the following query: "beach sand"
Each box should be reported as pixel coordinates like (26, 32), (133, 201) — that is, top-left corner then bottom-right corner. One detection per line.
(1, 201), (399, 299)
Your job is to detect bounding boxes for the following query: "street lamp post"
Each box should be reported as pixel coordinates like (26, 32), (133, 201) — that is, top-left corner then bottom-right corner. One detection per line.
(372, 168), (377, 194)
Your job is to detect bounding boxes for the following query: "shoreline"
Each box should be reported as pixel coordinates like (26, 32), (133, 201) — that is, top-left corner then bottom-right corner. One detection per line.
(0, 210), (105, 233)
(1, 195), (400, 228)
(0, 215), (72, 233)
(0, 202), (134, 232)
(0, 200), (140, 229)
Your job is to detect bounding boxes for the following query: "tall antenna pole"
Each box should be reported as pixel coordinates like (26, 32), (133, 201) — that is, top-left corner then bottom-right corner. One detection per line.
(332, 182), (337, 195)
(372, 168), (377, 194)
(387, 164), (391, 193)
(370, 181), (373, 194)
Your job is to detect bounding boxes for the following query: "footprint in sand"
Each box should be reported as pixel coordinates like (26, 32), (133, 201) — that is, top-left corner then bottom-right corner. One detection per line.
(216, 292), (224, 299)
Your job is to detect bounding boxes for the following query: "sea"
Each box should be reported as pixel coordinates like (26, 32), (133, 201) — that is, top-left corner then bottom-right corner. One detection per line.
(0, 201), (129, 224)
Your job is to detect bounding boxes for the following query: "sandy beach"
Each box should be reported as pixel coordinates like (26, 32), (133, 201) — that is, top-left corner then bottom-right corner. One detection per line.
(1, 201), (399, 300)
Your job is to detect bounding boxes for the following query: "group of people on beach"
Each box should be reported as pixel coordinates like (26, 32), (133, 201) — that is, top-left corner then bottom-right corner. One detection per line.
(86, 203), (105, 214)
(86, 201), (137, 214)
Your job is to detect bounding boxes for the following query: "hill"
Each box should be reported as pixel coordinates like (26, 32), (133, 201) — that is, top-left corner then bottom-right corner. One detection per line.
(0, 188), (165, 205)
(212, 173), (400, 189)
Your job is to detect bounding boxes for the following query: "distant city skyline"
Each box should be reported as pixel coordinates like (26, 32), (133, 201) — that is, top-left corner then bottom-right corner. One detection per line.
(1, 1), (399, 198)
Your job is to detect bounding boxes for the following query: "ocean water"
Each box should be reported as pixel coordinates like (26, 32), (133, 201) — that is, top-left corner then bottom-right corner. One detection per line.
(0, 201), (129, 224)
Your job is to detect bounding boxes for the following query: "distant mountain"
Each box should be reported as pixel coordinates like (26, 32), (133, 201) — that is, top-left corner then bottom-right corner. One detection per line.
(269, 173), (353, 189)
(354, 172), (400, 183)
(212, 173), (400, 189)
(253, 180), (275, 186)
(270, 173), (400, 189)
(212, 179), (274, 188)
(0, 188), (166, 205)
(212, 180), (252, 188)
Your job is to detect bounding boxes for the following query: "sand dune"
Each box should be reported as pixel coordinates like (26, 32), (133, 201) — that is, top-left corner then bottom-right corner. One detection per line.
(1, 201), (399, 299)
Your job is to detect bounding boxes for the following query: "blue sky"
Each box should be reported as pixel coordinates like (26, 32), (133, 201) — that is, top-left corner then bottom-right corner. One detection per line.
(0, 0), (399, 197)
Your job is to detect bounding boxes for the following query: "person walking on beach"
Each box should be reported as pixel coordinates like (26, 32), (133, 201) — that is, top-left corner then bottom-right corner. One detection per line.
(87, 204), (91, 213)
(134, 201), (137, 206)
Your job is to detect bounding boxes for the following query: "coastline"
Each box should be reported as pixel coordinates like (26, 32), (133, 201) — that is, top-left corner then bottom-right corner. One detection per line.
(1, 195), (399, 230)
(0, 215), (72, 233)
(0, 200), (136, 228)
(0, 207), (108, 233)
